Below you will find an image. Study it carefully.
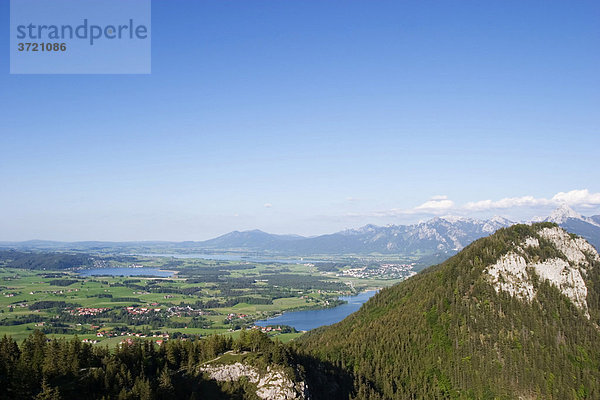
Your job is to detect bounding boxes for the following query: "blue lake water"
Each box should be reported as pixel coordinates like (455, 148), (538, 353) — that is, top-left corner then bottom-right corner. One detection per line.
(79, 267), (173, 277)
(255, 290), (377, 331)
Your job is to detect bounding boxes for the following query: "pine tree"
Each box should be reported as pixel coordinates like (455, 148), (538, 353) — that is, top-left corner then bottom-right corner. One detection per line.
(157, 366), (175, 400)
(35, 378), (61, 400)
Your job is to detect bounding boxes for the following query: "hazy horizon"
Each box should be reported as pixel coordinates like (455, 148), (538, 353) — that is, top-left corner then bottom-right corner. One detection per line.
(1, 200), (599, 242)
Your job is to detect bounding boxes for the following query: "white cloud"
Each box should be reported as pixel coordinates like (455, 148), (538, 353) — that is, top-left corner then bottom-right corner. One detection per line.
(361, 196), (454, 217)
(264, 203), (273, 208)
(464, 196), (551, 211)
(353, 189), (600, 219)
(552, 189), (600, 207)
(464, 190), (600, 211)
(415, 198), (455, 212)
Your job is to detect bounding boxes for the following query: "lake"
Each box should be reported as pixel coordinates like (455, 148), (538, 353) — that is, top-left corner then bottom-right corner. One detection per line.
(79, 267), (174, 277)
(255, 290), (377, 331)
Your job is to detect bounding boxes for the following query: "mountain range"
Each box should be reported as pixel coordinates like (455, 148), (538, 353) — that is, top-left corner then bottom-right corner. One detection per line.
(2, 206), (599, 259)
(197, 216), (515, 256)
(199, 205), (600, 256)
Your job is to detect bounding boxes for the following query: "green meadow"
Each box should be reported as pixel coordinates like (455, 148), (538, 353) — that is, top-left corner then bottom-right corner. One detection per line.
(0, 255), (409, 345)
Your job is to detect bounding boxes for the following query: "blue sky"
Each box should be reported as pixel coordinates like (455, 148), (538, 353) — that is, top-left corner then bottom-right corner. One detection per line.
(1, 0), (599, 241)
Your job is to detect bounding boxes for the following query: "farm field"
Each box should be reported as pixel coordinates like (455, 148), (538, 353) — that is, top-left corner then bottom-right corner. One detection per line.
(0, 253), (412, 345)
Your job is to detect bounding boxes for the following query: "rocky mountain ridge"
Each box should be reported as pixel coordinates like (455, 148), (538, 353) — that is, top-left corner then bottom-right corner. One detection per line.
(486, 226), (599, 319)
(199, 362), (309, 400)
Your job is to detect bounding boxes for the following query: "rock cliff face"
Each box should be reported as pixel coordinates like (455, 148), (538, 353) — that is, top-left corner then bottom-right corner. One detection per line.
(199, 362), (310, 400)
(486, 226), (599, 318)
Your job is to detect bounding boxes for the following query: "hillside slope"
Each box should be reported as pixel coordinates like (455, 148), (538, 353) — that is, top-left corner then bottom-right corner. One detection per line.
(297, 223), (600, 399)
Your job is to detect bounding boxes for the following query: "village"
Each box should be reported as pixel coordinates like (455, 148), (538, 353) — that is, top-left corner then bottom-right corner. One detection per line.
(341, 263), (417, 279)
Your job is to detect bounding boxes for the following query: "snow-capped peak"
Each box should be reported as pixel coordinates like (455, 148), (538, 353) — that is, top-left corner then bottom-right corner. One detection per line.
(481, 216), (514, 233)
(439, 215), (473, 223)
(488, 216), (513, 225)
(546, 205), (583, 224)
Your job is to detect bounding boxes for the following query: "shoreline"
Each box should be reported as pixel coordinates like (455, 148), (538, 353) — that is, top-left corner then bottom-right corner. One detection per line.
(254, 289), (378, 329)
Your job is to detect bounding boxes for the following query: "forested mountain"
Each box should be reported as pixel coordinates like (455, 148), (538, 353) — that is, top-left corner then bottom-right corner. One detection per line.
(0, 250), (93, 270)
(297, 223), (600, 399)
(196, 229), (304, 250)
